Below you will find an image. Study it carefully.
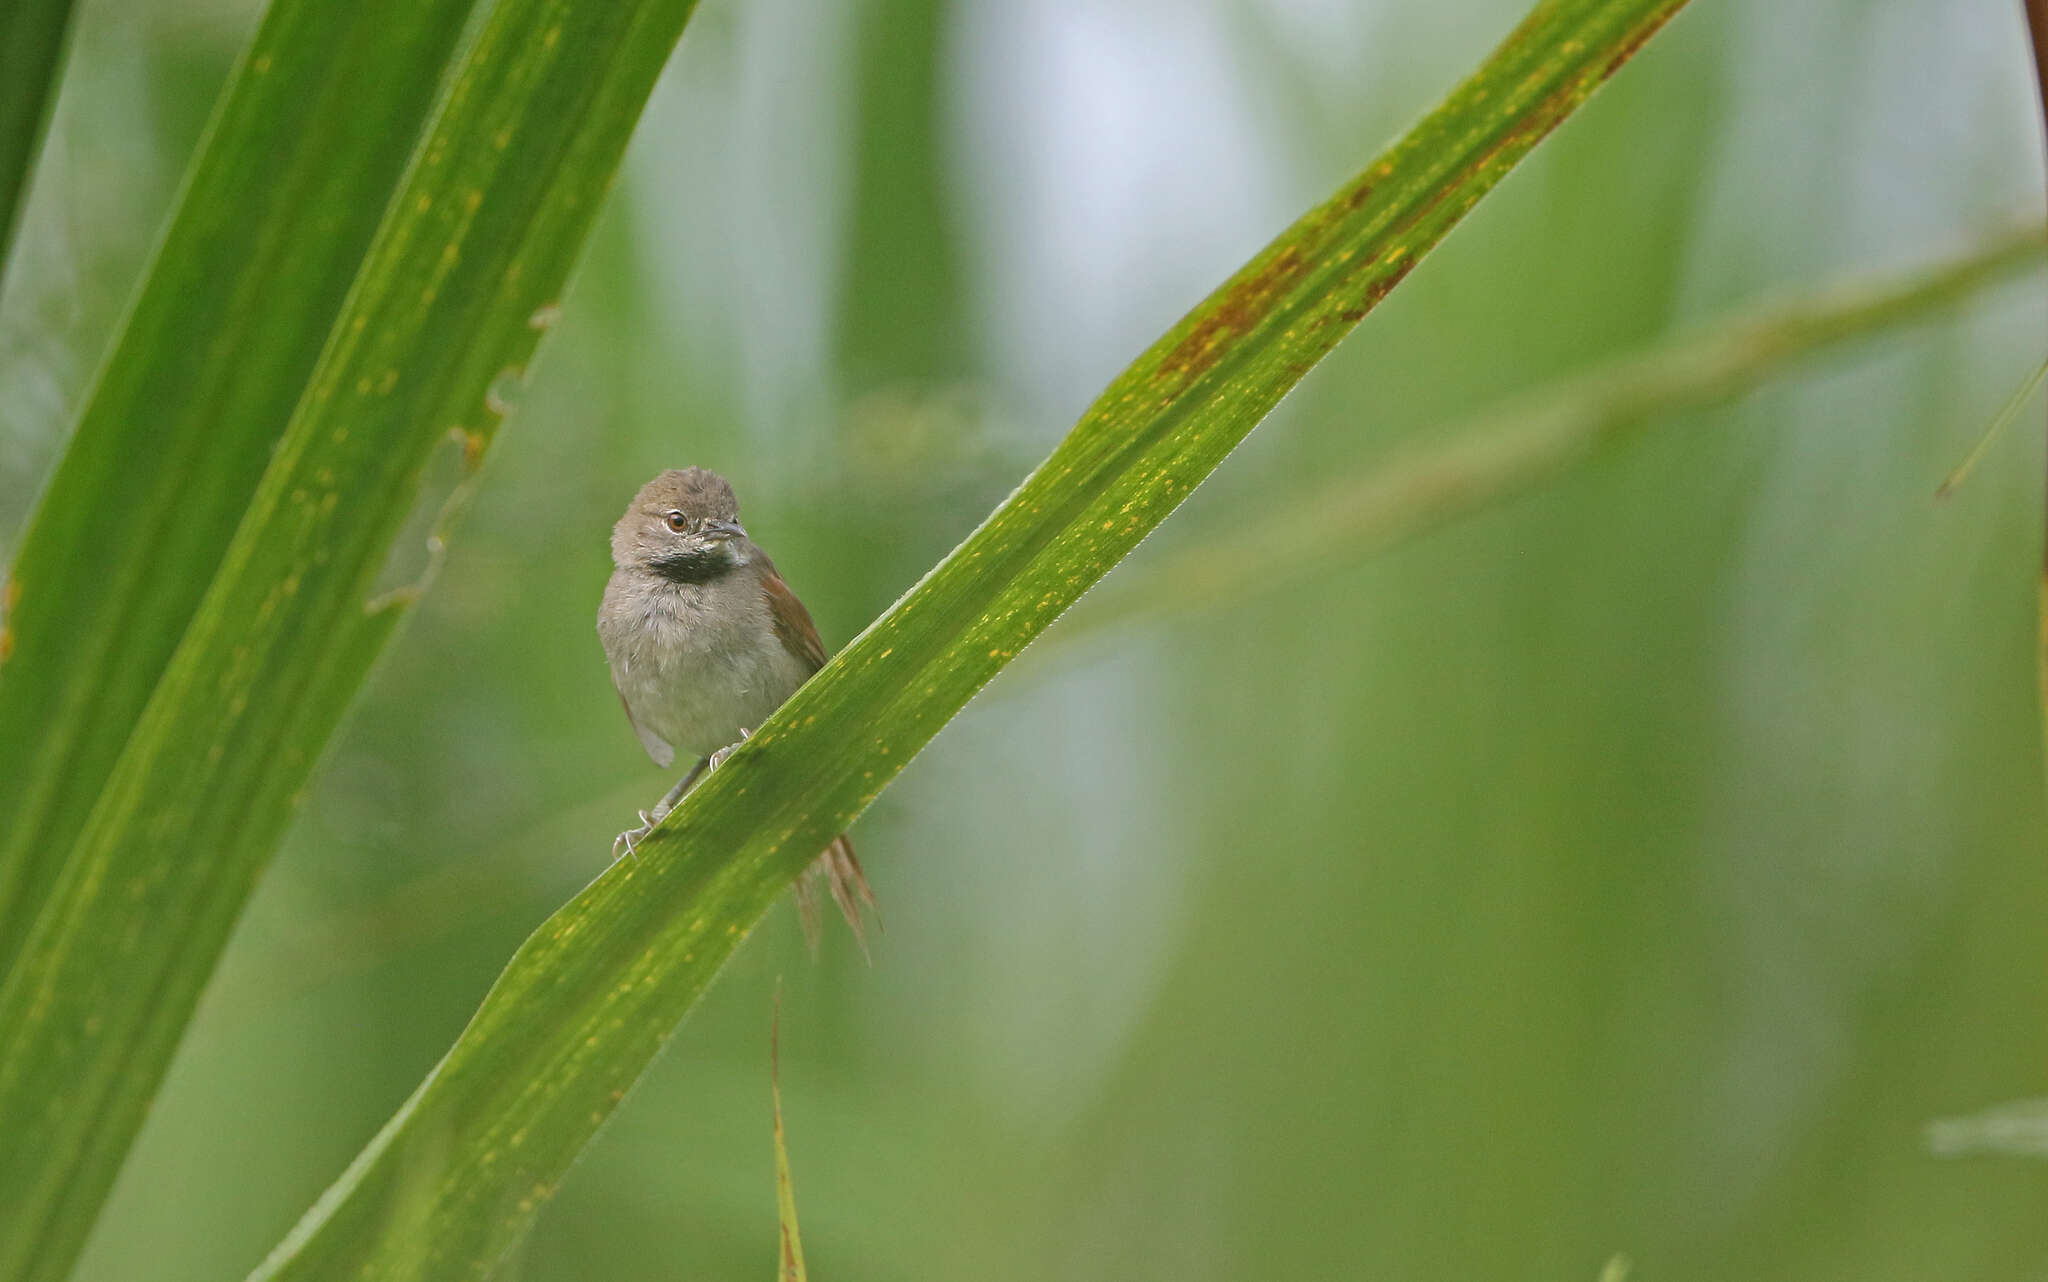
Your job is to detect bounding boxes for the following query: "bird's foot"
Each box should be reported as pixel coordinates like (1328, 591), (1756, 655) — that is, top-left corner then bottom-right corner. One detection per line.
(612, 809), (657, 862)
(705, 726), (752, 774)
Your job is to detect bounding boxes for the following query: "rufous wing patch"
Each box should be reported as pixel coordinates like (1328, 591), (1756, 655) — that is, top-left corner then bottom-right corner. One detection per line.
(762, 567), (828, 674)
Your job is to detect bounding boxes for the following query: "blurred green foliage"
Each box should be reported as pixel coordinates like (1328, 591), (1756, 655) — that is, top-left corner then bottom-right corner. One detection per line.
(2, 1), (2046, 1281)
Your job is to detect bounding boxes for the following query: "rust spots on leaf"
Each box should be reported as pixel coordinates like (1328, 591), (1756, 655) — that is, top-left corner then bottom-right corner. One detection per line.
(1603, 9), (1680, 79)
(1362, 255), (1419, 308)
(1156, 244), (1306, 385)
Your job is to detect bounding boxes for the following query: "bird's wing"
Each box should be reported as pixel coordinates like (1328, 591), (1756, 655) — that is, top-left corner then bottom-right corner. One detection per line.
(760, 561), (829, 674)
(614, 682), (675, 768)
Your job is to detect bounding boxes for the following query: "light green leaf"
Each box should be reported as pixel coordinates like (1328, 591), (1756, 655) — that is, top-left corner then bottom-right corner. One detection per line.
(0, 0), (706, 1278)
(248, 3), (1690, 1280)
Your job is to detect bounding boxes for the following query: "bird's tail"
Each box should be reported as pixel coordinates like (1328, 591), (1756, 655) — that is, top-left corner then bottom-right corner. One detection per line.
(793, 833), (878, 958)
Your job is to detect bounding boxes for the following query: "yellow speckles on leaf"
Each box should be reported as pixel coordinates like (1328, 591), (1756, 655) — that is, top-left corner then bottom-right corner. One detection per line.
(321, 492), (338, 513)
(528, 302), (562, 331)
(251, 52), (273, 75)
(332, 427), (348, 443)
(464, 189), (483, 213)
(378, 368), (399, 395)
(415, 194), (432, 215)
(494, 127), (514, 151)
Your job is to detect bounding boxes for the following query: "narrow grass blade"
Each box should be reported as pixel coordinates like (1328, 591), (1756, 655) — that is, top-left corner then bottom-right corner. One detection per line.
(1048, 224), (2048, 644)
(1938, 347), (2048, 498)
(773, 998), (808, 1282)
(248, 4), (1690, 1280)
(0, 0), (481, 982)
(0, 0), (76, 282)
(0, 1), (706, 1278)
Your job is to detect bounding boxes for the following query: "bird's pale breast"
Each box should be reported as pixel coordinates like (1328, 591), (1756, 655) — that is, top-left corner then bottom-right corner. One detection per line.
(599, 569), (811, 765)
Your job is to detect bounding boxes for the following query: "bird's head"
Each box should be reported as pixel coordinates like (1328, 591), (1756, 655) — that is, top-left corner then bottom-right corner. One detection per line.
(613, 467), (752, 583)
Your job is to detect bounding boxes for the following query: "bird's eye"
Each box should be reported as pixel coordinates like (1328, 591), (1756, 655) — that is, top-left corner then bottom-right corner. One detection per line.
(665, 510), (689, 533)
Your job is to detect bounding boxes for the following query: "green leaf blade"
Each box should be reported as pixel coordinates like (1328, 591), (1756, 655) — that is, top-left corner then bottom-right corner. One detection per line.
(250, 3), (1690, 1280)
(0, 0), (482, 982)
(0, 0), (76, 280)
(0, 1), (704, 1278)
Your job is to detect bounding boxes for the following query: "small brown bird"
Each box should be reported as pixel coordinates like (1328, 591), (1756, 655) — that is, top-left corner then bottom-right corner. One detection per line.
(597, 467), (872, 944)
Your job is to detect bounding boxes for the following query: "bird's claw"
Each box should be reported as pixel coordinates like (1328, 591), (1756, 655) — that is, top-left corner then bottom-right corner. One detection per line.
(612, 821), (651, 862)
(705, 726), (752, 774)
(614, 731), (751, 864)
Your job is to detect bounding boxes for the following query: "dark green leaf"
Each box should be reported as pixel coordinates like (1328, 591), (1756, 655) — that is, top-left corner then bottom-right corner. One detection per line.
(0, 1), (705, 1278)
(0, 0), (77, 281)
(0, 0), (479, 981)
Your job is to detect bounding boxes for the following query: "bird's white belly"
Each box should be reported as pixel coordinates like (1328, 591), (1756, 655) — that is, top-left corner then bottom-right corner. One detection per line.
(603, 576), (811, 765)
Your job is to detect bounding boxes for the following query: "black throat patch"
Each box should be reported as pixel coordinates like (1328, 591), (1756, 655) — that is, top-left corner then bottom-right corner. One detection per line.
(649, 545), (734, 585)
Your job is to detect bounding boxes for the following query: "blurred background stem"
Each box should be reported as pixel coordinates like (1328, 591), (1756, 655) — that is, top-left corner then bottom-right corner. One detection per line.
(1051, 222), (2048, 653)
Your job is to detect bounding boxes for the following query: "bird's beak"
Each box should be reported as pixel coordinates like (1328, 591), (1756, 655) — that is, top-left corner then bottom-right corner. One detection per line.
(702, 519), (746, 542)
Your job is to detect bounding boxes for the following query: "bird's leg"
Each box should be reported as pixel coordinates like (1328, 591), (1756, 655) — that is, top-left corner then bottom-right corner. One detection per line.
(612, 755), (713, 862)
(650, 756), (709, 822)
